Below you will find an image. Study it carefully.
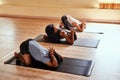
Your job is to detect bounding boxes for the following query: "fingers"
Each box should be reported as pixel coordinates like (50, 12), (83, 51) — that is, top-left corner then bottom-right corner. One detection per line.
(48, 47), (55, 55)
(70, 27), (75, 32)
(48, 47), (55, 51)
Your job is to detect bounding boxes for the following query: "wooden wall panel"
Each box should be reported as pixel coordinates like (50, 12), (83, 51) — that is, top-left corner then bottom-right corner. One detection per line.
(2, 0), (99, 8)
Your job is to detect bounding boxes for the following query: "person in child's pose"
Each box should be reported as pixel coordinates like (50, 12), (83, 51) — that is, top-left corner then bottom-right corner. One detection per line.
(60, 15), (86, 32)
(44, 24), (77, 45)
(14, 39), (63, 70)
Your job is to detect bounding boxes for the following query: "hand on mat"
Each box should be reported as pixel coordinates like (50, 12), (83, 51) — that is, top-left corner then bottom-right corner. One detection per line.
(48, 47), (55, 55)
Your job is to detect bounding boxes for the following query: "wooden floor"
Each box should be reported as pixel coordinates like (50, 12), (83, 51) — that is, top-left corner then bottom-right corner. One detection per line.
(0, 17), (120, 80)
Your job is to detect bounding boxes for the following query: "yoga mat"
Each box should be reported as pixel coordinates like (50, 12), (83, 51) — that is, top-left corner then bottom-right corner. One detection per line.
(59, 27), (104, 34)
(4, 57), (94, 77)
(34, 34), (100, 48)
(73, 38), (100, 48)
(34, 34), (45, 42)
(84, 31), (103, 34)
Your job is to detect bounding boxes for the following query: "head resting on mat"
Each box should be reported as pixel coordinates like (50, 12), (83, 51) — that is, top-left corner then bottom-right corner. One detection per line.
(45, 24), (61, 43)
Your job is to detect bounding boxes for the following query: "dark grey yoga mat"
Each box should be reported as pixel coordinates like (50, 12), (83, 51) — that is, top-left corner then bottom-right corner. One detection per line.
(84, 31), (103, 34)
(73, 38), (100, 48)
(34, 34), (100, 48)
(4, 56), (94, 77)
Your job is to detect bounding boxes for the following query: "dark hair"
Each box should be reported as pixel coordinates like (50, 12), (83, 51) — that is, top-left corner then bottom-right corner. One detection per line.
(45, 24), (61, 43)
(20, 39), (33, 54)
(61, 15), (73, 30)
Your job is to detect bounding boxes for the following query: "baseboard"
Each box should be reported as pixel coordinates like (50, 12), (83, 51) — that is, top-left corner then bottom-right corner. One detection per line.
(0, 14), (120, 24)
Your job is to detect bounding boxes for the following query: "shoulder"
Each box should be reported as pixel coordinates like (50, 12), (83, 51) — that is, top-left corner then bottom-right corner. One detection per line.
(29, 39), (36, 45)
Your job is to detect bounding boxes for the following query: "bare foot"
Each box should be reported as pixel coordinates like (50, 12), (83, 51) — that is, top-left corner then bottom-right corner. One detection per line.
(43, 35), (48, 39)
(14, 52), (25, 65)
(82, 20), (86, 29)
(14, 52), (18, 58)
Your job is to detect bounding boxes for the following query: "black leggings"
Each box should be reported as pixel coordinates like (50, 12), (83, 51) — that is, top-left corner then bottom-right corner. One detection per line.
(31, 52), (63, 70)
(16, 52), (63, 70)
(54, 52), (63, 64)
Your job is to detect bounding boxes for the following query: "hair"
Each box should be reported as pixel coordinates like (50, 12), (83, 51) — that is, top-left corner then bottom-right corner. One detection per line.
(20, 39), (33, 54)
(45, 24), (61, 43)
(61, 15), (73, 30)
